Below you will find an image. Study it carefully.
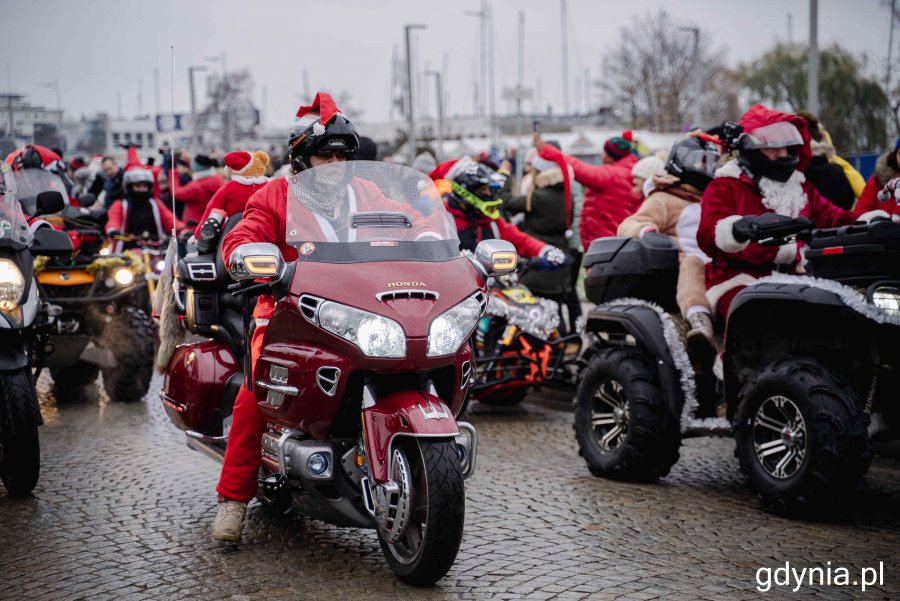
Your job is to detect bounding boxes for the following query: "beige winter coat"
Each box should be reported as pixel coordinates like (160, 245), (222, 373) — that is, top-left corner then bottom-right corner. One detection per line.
(616, 174), (709, 263)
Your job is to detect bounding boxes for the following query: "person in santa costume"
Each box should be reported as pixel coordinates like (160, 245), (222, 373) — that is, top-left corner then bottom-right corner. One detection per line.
(697, 104), (888, 324)
(105, 168), (182, 252)
(211, 93), (441, 542)
(169, 154), (225, 227)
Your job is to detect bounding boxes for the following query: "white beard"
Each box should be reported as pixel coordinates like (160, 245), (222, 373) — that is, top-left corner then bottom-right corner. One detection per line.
(758, 170), (808, 217)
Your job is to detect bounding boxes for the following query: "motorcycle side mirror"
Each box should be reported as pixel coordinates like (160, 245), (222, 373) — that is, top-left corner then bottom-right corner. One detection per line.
(473, 239), (517, 277)
(228, 242), (285, 281)
(34, 190), (66, 216)
(78, 192), (97, 206)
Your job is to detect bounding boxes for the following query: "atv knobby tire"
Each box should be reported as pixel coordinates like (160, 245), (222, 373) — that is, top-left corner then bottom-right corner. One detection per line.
(50, 361), (101, 389)
(101, 306), (155, 403)
(736, 357), (870, 516)
(574, 348), (681, 482)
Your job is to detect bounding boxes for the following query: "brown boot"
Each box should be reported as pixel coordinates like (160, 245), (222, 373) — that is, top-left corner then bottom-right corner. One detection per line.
(211, 499), (246, 542)
(686, 312), (717, 359)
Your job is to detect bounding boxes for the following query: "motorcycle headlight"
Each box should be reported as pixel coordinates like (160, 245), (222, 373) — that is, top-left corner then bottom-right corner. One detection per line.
(155, 259), (166, 272)
(427, 296), (483, 357)
(317, 301), (406, 358)
(0, 258), (25, 313)
(113, 267), (134, 286)
(870, 286), (900, 317)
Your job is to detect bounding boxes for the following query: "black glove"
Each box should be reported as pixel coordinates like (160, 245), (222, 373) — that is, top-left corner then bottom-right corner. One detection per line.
(195, 216), (223, 254)
(731, 216), (756, 243)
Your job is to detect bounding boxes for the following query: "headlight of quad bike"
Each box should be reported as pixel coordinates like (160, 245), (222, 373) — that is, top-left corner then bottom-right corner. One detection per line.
(316, 301), (406, 358)
(0, 258), (25, 313)
(870, 285), (900, 317)
(427, 295), (483, 357)
(113, 267), (135, 286)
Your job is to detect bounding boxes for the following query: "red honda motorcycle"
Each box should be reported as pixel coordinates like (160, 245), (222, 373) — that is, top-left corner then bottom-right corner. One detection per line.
(160, 161), (516, 586)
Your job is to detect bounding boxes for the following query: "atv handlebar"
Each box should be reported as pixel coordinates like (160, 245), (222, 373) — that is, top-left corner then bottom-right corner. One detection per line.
(732, 213), (814, 246)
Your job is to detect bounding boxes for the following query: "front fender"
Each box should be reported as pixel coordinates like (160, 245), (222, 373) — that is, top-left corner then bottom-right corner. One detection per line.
(363, 391), (460, 482)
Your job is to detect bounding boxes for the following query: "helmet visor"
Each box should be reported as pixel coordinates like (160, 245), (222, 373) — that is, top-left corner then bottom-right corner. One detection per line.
(673, 147), (720, 178)
(742, 122), (804, 149)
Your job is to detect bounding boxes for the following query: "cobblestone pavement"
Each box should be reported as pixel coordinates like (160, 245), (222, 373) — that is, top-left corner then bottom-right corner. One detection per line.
(1, 375), (899, 601)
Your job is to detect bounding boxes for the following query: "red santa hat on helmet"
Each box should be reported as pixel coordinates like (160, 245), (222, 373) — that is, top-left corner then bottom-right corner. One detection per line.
(224, 151), (254, 175)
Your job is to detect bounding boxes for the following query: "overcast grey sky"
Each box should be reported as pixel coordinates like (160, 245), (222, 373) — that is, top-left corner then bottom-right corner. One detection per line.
(0, 0), (893, 127)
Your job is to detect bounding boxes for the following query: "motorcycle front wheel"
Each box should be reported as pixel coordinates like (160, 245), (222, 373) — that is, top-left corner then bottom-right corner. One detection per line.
(377, 439), (464, 587)
(0, 367), (40, 497)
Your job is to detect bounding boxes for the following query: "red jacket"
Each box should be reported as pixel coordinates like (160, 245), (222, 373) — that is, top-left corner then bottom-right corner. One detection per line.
(223, 177), (443, 318)
(854, 175), (900, 218)
(447, 205), (545, 258)
(697, 107), (855, 316)
(539, 144), (638, 249)
(171, 171), (225, 225)
(106, 197), (182, 246)
(193, 177), (269, 237)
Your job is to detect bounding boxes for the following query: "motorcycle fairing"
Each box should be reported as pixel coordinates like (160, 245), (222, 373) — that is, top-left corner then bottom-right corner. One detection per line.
(362, 390), (460, 482)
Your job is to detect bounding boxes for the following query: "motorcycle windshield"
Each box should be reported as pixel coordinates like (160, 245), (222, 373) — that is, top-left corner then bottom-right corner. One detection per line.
(285, 161), (460, 263)
(0, 164), (34, 249)
(12, 168), (69, 217)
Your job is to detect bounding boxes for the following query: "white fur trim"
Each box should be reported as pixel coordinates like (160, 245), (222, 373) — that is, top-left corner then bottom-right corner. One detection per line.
(857, 209), (889, 223)
(597, 297), (698, 432)
(758, 171), (807, 217)
(705, 273), (760, 315)
(232, 175), (269, 185)
(715, 215), (750, 253)
(714, 160), (743, 179)
(773, 241), (797, 265)
(675, 202), (710, 263)
(756, 274), (900, 327)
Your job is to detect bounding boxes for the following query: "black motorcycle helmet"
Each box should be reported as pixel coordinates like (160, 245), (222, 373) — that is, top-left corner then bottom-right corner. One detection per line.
(447, 159), (502, 220)
(288, 114), (359, 173)
(735, 121), (804, 183)
(664, 136), (721, 192)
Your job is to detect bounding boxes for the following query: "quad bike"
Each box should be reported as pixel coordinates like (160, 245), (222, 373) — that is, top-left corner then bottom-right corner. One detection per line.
(470, 257), (585, 406)
(161, 161), (515, 585)
(0, 166), (71, 496)
(573, 212), (900, 515)
(23, 180), (155, 402)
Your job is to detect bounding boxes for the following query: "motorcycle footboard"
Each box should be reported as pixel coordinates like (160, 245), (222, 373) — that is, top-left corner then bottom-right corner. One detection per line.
(362, 391), (461, 483)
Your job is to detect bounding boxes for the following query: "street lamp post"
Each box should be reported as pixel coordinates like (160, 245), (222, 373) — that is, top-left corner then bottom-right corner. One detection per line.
(404, 24), (426, 163)
(680, 27), (701, 129)
(808, 0), (820, 115)
(188, 66), (207, 153)
(38, 78), (62, 129)
(426, 70), (444, 161)
(204, 53), (230, 150)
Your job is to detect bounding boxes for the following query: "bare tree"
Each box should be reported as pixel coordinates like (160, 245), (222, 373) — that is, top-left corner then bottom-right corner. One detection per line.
(601, 11), (737, 131)
(196, 69), (259, 151)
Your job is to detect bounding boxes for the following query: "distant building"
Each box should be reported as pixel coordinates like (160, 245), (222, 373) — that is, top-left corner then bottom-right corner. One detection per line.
(0, 93), (64, 154)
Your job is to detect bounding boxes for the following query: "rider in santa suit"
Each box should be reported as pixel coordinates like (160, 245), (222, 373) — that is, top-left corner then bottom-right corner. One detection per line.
(697, 104), (889, 324)
(211, 93), (438, 542)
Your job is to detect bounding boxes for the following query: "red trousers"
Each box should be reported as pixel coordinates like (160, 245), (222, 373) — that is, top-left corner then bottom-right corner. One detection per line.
(715, 286), (745, 325)
(216, 320), (268, 503)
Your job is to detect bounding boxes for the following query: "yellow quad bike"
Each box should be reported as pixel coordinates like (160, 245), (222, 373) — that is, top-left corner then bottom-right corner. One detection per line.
(35, 208), (156, 402)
